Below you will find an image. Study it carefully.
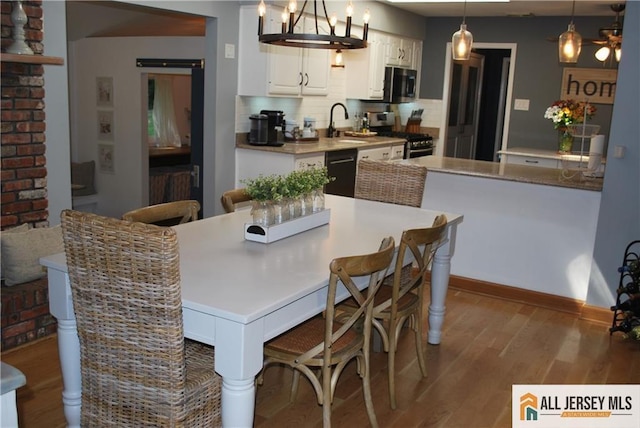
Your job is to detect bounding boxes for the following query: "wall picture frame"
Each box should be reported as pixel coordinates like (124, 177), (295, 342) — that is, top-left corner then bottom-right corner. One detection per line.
(96, 76), (113, 107)
(97, 110), (113, 141)
(98, 143), (115, 174)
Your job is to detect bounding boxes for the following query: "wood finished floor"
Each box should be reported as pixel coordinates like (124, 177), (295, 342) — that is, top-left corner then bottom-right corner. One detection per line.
(3, 288), (639, 428)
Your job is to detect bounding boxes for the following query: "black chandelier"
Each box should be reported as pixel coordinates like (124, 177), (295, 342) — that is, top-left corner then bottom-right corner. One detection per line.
(257, 0), (369, 49)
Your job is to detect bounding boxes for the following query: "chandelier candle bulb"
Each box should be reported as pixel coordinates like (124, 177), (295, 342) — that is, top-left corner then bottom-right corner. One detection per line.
(363, 9), (370, 40)
(258, 0), (265, 35)
(345, 2), (353, 37)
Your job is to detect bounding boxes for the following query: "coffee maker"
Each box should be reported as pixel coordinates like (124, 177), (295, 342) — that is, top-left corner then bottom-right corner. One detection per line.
(248, 110), (285, 146)
(260, 110), (285, 146)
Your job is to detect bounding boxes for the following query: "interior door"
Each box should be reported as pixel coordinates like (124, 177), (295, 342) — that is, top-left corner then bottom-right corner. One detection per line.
(446, 52), (484, 159)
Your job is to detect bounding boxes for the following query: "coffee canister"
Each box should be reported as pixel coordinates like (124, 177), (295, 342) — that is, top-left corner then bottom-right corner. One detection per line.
(249, 114), (268, 145)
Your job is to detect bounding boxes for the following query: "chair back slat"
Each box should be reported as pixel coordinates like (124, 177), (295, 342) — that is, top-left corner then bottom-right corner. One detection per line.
(122, 200), (200, 226)
(221, 188), (252, 213)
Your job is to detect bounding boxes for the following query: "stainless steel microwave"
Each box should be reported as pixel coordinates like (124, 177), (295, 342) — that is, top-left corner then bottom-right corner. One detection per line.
(383, 67), (417, 103)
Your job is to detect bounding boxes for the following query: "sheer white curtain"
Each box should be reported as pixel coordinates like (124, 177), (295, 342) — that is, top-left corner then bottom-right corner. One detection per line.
(152, 76), (181, 147)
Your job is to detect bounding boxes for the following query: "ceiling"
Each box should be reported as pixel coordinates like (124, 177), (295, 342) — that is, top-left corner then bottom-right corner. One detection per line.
(66, 1), (624, 39)
(382, 1), (625, 18)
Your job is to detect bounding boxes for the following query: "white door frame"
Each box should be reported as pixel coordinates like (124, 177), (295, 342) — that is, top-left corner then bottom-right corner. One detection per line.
(439, 42), (517, 158)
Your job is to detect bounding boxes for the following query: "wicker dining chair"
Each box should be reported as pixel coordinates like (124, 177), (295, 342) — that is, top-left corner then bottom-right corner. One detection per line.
(354, 160), (428, 207)
(122, 199), (200, 226)
(60, 210), (222, 427)
(220, 188), (252, 213)
(257, 237), (396, 428)
(339, 214), (448, 410)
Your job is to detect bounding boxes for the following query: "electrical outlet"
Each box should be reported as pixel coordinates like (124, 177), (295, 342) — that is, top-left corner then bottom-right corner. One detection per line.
(225, 44), (235, 59)
(514, 99), (530, 111)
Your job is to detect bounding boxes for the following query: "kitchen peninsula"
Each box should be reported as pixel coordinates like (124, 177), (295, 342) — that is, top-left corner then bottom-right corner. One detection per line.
(236, 139), (605, 314)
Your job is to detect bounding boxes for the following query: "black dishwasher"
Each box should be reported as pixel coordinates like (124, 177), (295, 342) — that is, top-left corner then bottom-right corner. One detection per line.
(325, 149), (357, 198)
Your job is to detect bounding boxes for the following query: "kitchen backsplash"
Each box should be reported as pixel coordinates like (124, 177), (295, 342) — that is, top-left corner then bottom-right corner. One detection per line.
(236, 67), (442, 137)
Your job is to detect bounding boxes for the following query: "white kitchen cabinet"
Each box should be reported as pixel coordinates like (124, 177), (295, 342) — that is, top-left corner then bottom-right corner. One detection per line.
(294, 154), (325, 170)
(238, 6), (330, 97)
(344, 30), (385, 100)
(390, 144), (405, 160)
(385, 35), (414, 68)
(357, 146), (392, 162)
(504, 154), (559, 168)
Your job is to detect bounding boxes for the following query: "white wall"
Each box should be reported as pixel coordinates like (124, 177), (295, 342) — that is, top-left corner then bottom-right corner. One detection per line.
(422, 171), (601, 301)
(69, 37), (204, 219)
(42, 1), (71, 226)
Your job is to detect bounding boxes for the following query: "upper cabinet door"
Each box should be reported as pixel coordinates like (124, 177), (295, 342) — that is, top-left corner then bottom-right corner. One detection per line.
(268, 16), (304, 95)
(300, 16), (330, 96)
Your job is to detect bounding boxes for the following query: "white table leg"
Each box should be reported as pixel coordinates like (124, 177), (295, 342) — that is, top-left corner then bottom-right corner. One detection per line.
(56, 319), (82, 428)
(221, 378), (256, 428)
(428, 224), (458, 345)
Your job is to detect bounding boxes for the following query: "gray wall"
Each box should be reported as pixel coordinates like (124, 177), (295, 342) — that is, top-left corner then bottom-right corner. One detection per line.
(587, 2), (640, 308)
(421, 16), (616, 151)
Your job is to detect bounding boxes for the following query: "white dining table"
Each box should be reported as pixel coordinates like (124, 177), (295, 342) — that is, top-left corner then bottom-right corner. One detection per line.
(41, 195), (462, 428)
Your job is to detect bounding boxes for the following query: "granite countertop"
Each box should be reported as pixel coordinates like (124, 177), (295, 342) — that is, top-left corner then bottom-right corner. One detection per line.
(236, 135), (407, 155)
(405, 156), (603, 192)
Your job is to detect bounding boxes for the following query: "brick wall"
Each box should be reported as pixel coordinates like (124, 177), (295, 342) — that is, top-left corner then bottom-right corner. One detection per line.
(1, 1), (55, 351)
(1, 0), (48, 230)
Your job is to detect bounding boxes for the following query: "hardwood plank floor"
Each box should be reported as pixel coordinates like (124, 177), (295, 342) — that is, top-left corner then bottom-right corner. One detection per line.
(2, 288), (639, 428)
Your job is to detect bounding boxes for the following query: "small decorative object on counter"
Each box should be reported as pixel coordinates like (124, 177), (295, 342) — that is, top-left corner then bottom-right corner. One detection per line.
(610, 240), (640, 341)
(544, 99), (596, 153)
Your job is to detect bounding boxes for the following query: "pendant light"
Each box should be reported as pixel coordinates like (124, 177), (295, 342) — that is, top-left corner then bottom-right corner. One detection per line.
(558, 0), (582, 63)
(451, 0), (472, 60)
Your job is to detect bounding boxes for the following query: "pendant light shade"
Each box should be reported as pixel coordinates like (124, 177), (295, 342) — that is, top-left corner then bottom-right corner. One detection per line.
(452, 23), (473, 60)
(451, 1), (472, 60)
(558, 1), (581, 63)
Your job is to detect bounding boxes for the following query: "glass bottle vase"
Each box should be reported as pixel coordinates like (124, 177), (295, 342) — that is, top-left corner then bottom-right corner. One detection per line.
(251, 201), (274, 226)
(558, 128), (574, 154)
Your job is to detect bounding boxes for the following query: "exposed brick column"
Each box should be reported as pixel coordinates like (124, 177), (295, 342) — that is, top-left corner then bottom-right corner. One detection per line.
(1, 1), (47, 229)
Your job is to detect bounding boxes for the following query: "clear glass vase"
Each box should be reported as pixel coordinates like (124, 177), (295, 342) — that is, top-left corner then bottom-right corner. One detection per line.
(299, 193), (313, 217)
(558, 128), (574, 153)
(272, 199), (290, 224)
(251, 201), (274, 226)
(312, 189), (325, 213)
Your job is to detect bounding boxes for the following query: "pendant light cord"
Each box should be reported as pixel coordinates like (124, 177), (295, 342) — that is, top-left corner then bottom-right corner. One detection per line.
(462, 0), (467, 24)
(570, 0), (575, 24)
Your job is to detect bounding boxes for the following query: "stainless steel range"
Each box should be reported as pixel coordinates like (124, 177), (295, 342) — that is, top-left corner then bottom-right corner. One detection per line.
(367, 111), (433, 158)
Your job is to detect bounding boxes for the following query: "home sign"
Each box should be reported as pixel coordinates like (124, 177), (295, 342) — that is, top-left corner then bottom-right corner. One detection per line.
(561, 68), (617, 105)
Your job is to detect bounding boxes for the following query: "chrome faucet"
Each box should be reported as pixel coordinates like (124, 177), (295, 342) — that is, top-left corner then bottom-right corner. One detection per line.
(327, 102), (349, 138)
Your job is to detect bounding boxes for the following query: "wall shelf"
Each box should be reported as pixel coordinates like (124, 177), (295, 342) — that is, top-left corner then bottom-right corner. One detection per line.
(0, 53), (64, 65)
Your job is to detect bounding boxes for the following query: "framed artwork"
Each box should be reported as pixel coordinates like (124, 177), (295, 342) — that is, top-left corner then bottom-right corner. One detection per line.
(97, 110), (113, 141)
(98, 144), (115, 174)
(96, 76), (113, 107)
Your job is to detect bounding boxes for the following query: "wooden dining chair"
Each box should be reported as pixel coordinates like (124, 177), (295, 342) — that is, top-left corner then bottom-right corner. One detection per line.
(220, 188), (252, 213)
(354, 159), (428, 207)
(339, 214), (448, 410)
(122, 199), (200, 226)
(257, 237), (396, 428)
(60, 209), (222, 426)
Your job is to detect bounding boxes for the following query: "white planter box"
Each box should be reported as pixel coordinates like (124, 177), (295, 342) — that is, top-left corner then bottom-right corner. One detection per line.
(244, 209), (331, 243)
